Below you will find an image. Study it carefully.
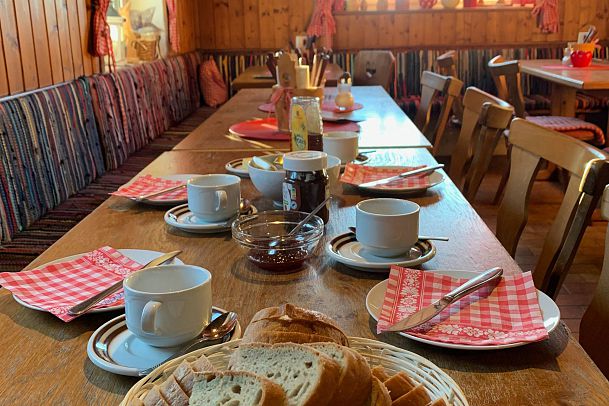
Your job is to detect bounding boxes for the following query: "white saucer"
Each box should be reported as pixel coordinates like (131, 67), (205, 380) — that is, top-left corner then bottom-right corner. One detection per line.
(358, 171), (445, 195)
(327, 232), (436, 272)
(225, 158), (250, 178)
(124, 174), (200, 206)
(87, 307), (242, 376)
(12, 249), (183, 313)
(164, 203), (258, 234)
(366, 270), (561, 350)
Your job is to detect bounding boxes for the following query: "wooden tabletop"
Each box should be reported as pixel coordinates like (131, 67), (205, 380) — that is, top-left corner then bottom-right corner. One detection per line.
(520, 59), (609, 90)
(231, 64), (344, 91)
(173, 87), (432, 151)
(2, 149), (608, 405)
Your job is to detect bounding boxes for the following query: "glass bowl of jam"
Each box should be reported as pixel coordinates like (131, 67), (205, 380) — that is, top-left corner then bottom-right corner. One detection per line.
(232, 210), (324, 271)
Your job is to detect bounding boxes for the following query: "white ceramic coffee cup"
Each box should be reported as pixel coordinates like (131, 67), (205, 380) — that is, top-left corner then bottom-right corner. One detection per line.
(187, 174), (241, 222)
(124, 265), (212, 347)
(355, 198), (420, 257)
(323, 131), (359, 164)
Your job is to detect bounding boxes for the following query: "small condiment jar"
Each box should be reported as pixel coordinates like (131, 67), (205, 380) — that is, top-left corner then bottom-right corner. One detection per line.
(282, 151), (329, 223)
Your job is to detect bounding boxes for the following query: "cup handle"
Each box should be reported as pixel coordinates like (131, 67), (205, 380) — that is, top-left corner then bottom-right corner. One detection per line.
(215, 190), (228, 211)
(141, 301), (162, 334)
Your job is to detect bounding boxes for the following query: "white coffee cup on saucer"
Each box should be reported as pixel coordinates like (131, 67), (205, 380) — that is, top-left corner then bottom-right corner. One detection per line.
(323, 131), (359, 164)
(187, 174), (241, 222)
(124, 264), (212, 347)
(355, 198), (420, 257)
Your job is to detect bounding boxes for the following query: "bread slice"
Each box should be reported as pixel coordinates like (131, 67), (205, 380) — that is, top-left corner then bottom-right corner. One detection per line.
(371, 366), (391, 382)
(392, 384), (432, 406)
(428, 398), (448, 406)
(384, 371), (416, 400)
(158, 375), (189, 406)
(189, 371), (287, 406)
(243, 330), (348, 347)
(366, 376), (392, 406)
(244, 304), (349, 346)
(228, 342), (341, 406)
(172, 355), (216, 396)
(307, 342), (372, 406)
(141, 386), (168, 406)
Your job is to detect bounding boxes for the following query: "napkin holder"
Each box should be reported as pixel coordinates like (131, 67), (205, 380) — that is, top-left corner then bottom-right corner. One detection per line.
(272, 85), (324, 132)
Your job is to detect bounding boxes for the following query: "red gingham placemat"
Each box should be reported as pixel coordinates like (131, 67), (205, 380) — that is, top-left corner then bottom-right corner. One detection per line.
(0, 247), (143, 322)
(258, 102), (364, 114)
(340, 164), (431, 189)
(230, 117), (360, 141)
(110, 174), (187, 201)
(377, 267), (549, 346)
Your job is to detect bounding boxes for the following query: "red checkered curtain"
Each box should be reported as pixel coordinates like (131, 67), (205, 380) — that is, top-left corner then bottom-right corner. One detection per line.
(92, 0), (115, 70)
(166, 0), (180, 52)
(306, 0), (345, 49)
(532, 0), (559, 33)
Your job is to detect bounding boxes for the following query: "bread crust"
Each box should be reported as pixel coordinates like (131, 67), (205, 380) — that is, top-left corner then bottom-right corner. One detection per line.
(383, 371), (416, 400)
(229, 342), (342, 406)
(242, 327), (348, 347)
(192, 371), (287, 406)
(246, 304), (349, 346)
(308, 343), (372, 406)
(391, 384), (432, 406)
(368, 376), (392, 406)
(371, 366), (391, 382)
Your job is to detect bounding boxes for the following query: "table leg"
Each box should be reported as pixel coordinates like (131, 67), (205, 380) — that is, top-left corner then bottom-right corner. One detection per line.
(550, 83), (577, 117)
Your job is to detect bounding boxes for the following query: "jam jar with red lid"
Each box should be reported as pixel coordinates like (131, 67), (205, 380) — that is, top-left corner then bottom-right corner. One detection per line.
(282, 151), (329, 223)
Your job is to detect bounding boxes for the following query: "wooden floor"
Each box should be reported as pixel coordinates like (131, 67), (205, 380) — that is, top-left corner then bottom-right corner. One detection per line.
(470, 158), (606, 341)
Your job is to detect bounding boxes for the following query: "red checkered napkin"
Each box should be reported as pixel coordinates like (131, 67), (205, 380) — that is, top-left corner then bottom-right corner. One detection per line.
(111, 174), (187, 201)
(0, 247), (143, 322)
(377, 267), (549, 346)
(340, 164), (431, 189)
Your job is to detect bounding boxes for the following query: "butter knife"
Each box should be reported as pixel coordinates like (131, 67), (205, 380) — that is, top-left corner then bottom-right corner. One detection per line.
(67, 250), (182, 316)
(134, 184), (186, 202)
(358, 164), (444, 188)
(384, 267), (503, 332)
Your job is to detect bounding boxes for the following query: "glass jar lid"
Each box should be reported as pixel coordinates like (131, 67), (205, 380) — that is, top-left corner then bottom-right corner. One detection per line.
(283, 150), (327, 172)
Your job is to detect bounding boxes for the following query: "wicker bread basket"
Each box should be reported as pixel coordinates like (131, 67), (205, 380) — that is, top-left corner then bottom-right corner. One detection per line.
(120, 337), (468, 406)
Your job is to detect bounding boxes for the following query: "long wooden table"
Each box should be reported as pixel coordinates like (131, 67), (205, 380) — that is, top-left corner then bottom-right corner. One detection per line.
(1, 146), (608, 404)
(520, 59), (609, 117)
(173, 87), (432, 151)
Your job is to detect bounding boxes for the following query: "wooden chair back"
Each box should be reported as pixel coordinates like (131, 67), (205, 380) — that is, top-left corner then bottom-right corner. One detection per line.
(353, 50), (396, 90)
(449, 87), (514, 199)
(413, 71), (464, 155)
(436, 50), (464, 123)
(488, 55), (527, 118)
(496, 119), (609, 295)
(580, 184), (609, 378)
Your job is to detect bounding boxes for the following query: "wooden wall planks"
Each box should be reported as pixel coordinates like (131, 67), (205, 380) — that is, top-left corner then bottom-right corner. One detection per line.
(189, 0), (609, 52)
(0, 0), (102, 98)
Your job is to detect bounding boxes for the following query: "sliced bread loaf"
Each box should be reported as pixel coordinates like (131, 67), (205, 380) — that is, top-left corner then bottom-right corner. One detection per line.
(392, 384), (432, 406)
(141, 386), (168, 406)
(384, 371), (416, 400)
(371, 366), (391, 382)
(228, 343), (341, 406)
(365, 376), (392, 406)
(244, 304), (349, 346)
(172, 355), (216, 396)
(307, 342), (372, 406)
(189, 371), (287, 406)
(158, 375), (189, 406)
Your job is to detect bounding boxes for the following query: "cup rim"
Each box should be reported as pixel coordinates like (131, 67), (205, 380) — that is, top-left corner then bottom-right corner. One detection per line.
(188, 174), (241, 188)
(323, 131), (359, 140)
(124, 265), (212, 296)
(356, 198), (420, 217)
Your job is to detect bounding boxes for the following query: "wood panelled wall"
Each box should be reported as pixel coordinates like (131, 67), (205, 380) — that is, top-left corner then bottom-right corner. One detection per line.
(187, 0), (609, 51)
(0, 0), (101, 98)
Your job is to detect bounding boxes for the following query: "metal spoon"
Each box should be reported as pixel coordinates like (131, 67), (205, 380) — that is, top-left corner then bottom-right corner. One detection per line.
(138, 311), (238, 376)
(348, 226), (449, 242)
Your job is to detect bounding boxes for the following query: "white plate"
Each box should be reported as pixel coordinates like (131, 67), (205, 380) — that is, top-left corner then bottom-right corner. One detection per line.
(225, 158), (250, 178)
(164, 203), (258, 234)
(365, 270), (561, 350)
(327, 232), (436, 272)
(358, 171), (445, 195)
(87, 307), (242, 376)
(12, 249), (184, 313)
(123, 174), (200, 206)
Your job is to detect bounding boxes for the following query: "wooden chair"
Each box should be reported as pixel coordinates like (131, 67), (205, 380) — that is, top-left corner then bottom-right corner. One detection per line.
(413, 71), (464, 155)
(449, 87), (514, 200)
(436, 50), (464, 123)
(580, 184), (609, 378)
(353, 50), (396, 90)
(496, 119), (609, 296)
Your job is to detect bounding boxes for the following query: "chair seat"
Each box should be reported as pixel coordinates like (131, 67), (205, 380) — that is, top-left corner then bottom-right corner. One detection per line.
(526, 116), (605, 146)
(525, 94), (609, 114)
